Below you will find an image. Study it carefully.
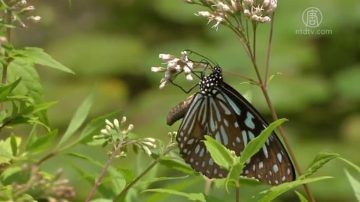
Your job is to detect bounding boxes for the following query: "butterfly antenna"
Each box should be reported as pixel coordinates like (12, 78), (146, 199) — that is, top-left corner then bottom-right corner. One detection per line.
(184, 49), (218, 67)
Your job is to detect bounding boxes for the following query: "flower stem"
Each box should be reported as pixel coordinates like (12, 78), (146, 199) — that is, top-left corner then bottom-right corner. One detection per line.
(235, 185), (240, 202)
(113, 146), (174, 202)
(1, 8), (11, 85)
(0, 5), (12, 112)
(85, 143), (123, 202)
(246, 17), (316, 202)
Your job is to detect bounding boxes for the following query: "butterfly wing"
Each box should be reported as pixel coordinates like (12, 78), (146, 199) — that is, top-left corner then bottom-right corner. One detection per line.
(219, 82), (295, 184)
(175, 82), (295, 185)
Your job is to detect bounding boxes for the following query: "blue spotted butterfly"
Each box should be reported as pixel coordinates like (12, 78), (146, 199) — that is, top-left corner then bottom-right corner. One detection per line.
(167, 64), (295, 185)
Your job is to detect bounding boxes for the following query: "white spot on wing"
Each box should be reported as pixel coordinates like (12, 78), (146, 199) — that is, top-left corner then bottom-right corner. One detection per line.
(259, 161), (263, 169)
(272, 164), (279, 173)
(262, 145), (269, 158)
(277, 153), (282, 162)
(242, 131), (248, 145)
(245, 112), (255, 129)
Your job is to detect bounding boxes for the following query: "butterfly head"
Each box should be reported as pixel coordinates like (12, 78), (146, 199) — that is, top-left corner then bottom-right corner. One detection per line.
(199, 66), (223, 95)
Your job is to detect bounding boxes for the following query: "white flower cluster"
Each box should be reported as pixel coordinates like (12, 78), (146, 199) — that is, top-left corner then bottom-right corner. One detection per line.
(186, 0), (277, 27)
(151, 51), (194, 89)
(94, 116), (133, 143)
(243, 0), (277, 23)
(8, 0), (41, 28)
(137, 138), (157, 156)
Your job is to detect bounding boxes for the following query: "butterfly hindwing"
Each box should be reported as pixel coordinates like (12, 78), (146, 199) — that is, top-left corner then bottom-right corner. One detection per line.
(174, 66), (295, 185)
(219, 83), (295, 184)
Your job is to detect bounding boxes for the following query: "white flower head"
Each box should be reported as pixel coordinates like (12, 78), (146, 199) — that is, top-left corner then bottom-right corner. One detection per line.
(151, 51), (196, 89)
(215, 2), (231, 13)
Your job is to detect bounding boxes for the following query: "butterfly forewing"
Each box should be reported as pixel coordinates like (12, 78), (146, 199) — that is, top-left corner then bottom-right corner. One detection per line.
(174, 66), (295, 185)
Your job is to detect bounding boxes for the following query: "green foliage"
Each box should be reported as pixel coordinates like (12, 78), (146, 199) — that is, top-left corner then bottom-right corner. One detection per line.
(203, 118), (287, 191)
(345, 170), (360, 202)
(0, 0), (359, 201)
(143, 188), (206, 202)
(257, 176), (333, 202)
(204, 135), (234, 170)
(301, 152), (340, 179)
(295, 191), (309, 202)
(57, 92), (94, 150)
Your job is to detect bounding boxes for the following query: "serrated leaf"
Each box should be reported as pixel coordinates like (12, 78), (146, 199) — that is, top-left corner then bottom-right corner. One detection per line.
(239, 118), (287, 165)
(295, 191), (309, 202)
(57, 93), (94, 149)
(143, 189), (206, 202)
(258, 176), (332, 202)
(15, 47), (74, 74)
(301, 152), (340, 179)
(7, 58), (42, 102)
(204, 135), (234, 170)
(159, 157), (195, 175)
(345, 170), (360, 202)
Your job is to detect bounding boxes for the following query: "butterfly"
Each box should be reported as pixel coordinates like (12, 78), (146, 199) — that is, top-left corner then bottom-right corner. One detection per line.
(167, 65), (295, 185)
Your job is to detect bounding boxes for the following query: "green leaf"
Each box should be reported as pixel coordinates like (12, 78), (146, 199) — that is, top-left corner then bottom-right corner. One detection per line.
(238, 176), (262, 186)
(239, 118), (288, 165)
(295, 191), (309, 202)
(7, 58), (42, 102)
(25, 130), (58, 155)
(67, 152), (126, 194)
(72, 165), (114, 197)
(0, 166), (22, 183)
(91, 199), (112, 202)
(225, 160), (243, 191)
(345, 170), (360, 202)
(66, 152), (102, 167)
(203, 135), (234, 170)
(301, 152), (340, 179)
(143, 189), (206, 202)
(0, 136), (21, 164)
(10, 135), (17, 156)
(0, 78), (21, 101)
(258, 176), (332, 202)
(15, 47), (74, 74)
(339, 157), (360, 173)
(159, 157), (195, 175)
(79, 112), (118, 144)
(57, 93), (94, 149)
(139, 176), (189, 186)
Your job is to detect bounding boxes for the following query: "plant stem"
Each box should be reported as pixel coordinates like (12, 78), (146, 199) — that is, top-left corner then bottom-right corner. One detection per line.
(264, 13), (275, 85)
(0, 5), (12, 112)
(85, 143), (123, 202)
(204, 179), (212, 195)
(113, 146), (174, 202)
(235, 186), (240, 202)
(36, 152), (57, 166)
(252, 22), (257, 62)
(245, 17), (316, 202)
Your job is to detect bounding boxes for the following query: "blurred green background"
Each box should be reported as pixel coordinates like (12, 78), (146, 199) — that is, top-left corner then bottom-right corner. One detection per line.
(14, 0), (360, 201)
